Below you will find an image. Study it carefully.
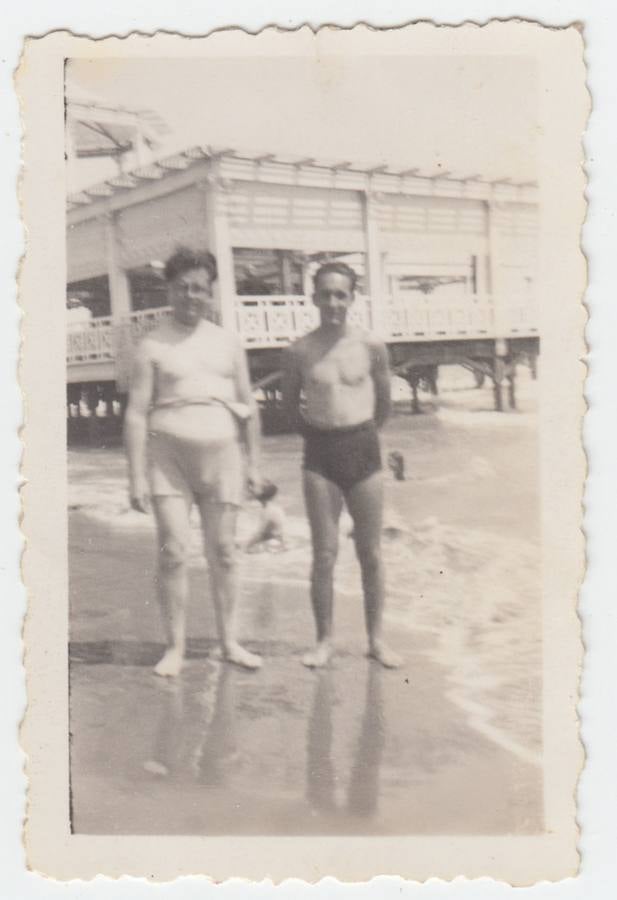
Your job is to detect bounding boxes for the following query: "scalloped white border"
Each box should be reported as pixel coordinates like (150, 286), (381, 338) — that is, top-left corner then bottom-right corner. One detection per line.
(3, 4), (612, 895)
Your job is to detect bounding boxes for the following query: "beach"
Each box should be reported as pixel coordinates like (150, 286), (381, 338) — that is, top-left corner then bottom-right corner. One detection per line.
(68, 367), (543, 835)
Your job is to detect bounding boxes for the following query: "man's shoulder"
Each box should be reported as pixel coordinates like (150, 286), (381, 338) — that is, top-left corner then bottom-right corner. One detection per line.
(365, 330), (387, 352)
(136, 321), (173, 355)
(200, 320), (241, 349)
(347, 328), (388, 370)
(135, 330), (160, 357)
(344, 326), (384, 350)
(285, 331), (315, 359)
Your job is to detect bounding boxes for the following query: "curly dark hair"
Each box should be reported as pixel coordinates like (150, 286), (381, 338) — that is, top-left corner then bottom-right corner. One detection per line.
(313, 261), (358, 293)
(164, 246), (218, 283)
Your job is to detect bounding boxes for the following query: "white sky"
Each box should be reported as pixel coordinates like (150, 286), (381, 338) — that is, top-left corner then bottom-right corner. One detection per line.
(66, 55), (537, 193)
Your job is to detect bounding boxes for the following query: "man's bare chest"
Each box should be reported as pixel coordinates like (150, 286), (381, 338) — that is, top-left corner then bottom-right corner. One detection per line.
(153, 336), (234, 381)
(304, 340), (372, 388)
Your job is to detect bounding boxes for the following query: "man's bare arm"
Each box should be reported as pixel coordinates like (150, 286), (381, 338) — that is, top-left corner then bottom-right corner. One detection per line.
(234, 339), (261, 481)
(371, 339), (392, 429)
(124, 341), (154, 512)
(281, 344), (304, 432)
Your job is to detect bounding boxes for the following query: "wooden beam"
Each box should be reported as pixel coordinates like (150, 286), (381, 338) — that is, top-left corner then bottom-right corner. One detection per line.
(67, 157), (214, 225)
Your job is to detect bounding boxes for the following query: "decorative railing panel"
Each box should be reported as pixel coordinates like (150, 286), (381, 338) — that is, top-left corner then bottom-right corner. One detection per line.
(237, 295), (372, 346)
(66, 316), (115, 364)
(67, 294), (539, 378)
(384, 297), (496, 340)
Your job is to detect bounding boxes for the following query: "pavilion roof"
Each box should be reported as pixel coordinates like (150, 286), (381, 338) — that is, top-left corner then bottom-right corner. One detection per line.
(67, 143), (538, 213)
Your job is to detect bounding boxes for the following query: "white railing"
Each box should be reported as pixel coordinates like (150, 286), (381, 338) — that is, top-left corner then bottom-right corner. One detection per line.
(385, 298), (495, 340)
(383, 293), (538, 342)
(66, 294), (538, 369)
(123, 306), (171, 342)
(502, 300), (539, 335)
(237, 294), (372, 346)
(66, 315), (115, 364)
(66, 308), (172, 367)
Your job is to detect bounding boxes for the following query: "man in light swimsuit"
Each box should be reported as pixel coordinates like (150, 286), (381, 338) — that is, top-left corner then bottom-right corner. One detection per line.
(282, 262), (401, 669)
(125, 247), (263, 676)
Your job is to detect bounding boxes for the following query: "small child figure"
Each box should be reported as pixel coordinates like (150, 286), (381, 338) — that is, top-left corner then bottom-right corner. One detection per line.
(244, 481), (287, 553)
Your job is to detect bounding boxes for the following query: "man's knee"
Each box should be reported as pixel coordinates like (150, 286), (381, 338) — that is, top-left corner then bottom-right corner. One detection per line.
(313, 545), (338, 572)
(354, 540), (381, 571)
(159, 539), (188, 570)
(214, 537), (237, 570)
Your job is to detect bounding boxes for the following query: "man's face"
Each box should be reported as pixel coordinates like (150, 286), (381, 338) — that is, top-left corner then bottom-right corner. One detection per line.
(313, 271), (354, 328)
(168, 267), (214, 327)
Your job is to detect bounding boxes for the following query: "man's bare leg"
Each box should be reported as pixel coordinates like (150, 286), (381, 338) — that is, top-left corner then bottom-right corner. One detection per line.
(302, 470), (344, 667)
(152, 495), (192, 676)
(199, 500), (262, 669)
(346, 473), (402, 668)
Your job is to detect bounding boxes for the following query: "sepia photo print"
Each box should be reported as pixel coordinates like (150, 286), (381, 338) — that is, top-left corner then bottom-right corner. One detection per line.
(19, 24), (586, 883)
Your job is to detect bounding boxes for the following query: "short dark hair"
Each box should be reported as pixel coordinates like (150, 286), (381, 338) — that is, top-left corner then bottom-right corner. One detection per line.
(313, 261), (358, 293)
(164, 246), (218, 283)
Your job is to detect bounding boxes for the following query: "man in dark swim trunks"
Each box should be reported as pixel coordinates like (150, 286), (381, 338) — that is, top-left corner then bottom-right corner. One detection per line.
(282, 261), (401, 669)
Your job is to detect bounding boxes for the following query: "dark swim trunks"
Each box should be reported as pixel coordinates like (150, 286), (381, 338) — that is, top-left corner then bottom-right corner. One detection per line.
(302, 420), (382, 493)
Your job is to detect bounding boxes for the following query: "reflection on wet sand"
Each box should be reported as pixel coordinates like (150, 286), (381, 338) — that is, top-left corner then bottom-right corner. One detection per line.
(307, 666), (385, 819)
(143, 661), (386, 813)
(145, 663), (240, 786)
(140, 658), (388, 827)
(70, 643), (543, 834)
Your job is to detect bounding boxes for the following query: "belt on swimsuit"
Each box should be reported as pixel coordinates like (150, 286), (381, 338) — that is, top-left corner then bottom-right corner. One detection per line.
(300, 418), (375, 438)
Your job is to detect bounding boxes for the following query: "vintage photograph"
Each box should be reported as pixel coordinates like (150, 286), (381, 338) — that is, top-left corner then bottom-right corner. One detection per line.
(19, 25), (585, 882)
(65, 50), (542, 836)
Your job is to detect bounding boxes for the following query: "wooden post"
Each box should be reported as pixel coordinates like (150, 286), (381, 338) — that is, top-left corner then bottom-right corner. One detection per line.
(202, 163), (237, 332)
(362, 190), (385, 338)
(85, 383), (101, 446)
(492, 356), (504, 412)
(104, 212), (133, 393)
(105, 212), (132, 321)
(410, 374), (421, 415)
(487, 195), (511, 410)
(507, 367), (517, 409)
(486, 195), (508, 340)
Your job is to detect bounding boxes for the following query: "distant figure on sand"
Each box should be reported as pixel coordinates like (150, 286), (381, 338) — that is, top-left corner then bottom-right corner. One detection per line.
(243, 481), (287, 553)
(387, 451), (406, 481)
(282, 261), (402, 669)
(124, 247), (263, 676)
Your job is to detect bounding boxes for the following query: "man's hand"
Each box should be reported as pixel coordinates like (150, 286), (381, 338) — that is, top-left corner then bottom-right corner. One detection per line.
(246, 465), (263, 497)
(129, 478), (151, 514)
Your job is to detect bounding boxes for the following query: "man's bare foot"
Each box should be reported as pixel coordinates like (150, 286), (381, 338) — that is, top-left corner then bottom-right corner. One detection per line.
(224, 641), (262, 670)
(302, 641), (333, 668)
(368, 640), (402, 669)
(154, 647), (184, 677)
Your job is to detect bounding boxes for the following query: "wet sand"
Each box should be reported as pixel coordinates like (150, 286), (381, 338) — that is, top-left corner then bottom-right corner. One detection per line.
(69, 368), (543, 835)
